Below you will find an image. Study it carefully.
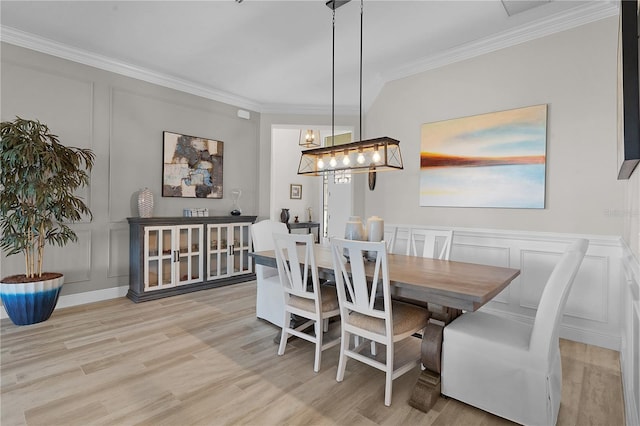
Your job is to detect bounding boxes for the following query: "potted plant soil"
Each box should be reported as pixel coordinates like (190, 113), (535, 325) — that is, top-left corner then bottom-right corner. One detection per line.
(0, 117), (95, 325)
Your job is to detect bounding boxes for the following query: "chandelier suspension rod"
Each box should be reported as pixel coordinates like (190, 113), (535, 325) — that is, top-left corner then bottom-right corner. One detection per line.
(359, 0), (363, 142)
(332, 7), (336, 147)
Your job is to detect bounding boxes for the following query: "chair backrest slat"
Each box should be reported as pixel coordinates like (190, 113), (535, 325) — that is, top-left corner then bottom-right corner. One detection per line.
(331, 239), (390, 324)
(385, 226), (399, 254)
(273, 233), (318, 301)
(407, 228), (453, 260)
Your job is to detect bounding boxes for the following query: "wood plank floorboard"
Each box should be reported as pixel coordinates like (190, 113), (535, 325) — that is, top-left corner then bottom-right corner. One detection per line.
(1, 281), (625, 426)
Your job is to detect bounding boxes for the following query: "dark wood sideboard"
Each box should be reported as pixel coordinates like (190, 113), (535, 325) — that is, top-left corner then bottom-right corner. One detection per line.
(127, 216), (257, 302)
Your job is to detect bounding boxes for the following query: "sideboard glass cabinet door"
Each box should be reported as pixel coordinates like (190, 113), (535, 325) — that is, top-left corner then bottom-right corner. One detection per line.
(207, 222), (253, 281)
(144, 224), (203, 291)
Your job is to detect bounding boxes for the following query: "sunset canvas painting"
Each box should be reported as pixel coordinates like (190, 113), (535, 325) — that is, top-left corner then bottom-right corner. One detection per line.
(420, 104), (547, 208)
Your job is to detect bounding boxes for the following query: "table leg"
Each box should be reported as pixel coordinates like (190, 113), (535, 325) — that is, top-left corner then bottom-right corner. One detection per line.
(408, 306), (462, 413)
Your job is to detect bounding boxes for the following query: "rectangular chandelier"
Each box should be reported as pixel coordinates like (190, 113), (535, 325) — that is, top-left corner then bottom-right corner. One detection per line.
(297, 136), (403, 175)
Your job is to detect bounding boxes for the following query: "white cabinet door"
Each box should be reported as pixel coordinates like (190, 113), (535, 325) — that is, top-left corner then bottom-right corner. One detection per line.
(176, 224), (203, 286)
(207, 223), (253, 280)
(144, 225), (203, 291)
(229, 223), (253, 275)
(207, 224), (229, 280)
(144, 226), (177, 291)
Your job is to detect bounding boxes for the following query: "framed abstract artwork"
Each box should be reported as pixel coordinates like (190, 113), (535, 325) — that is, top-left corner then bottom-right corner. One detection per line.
(420, 104), (547, 209)
(162, 131), (224, 198)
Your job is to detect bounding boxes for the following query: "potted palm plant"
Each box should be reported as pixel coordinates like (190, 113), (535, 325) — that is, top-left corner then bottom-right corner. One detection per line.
(0, 117), (95, 325)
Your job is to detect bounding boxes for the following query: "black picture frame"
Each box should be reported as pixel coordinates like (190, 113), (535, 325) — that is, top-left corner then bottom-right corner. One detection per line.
(617, 0), (640, 179)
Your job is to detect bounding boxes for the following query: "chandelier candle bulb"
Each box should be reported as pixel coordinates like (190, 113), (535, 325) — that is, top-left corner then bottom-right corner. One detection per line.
(342, 151), (350, 165)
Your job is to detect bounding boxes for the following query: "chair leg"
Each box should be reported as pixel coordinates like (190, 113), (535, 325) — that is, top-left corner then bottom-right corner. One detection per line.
(314, 320), (322, 373)
(371, 341), (377, 356)
(384, 344), (394, 406)
(323, 318), (329, 332)
(278, 311), (290, 356)
(336, 329), (349, 382)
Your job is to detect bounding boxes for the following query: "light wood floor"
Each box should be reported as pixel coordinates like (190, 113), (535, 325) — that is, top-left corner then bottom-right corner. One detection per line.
(1, 282), (625, 426)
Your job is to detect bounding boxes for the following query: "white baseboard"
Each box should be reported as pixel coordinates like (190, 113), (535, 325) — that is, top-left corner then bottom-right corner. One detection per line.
(1, 285), (129, 319)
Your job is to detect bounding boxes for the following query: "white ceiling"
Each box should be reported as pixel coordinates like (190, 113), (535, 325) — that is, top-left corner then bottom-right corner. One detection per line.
(0, 1), (617, 114)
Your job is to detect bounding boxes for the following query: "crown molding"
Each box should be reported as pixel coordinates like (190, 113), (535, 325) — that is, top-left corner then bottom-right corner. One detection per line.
(383, 1), (619, 83)
(0, 26), (262, 113)
(259, 103), (359, 116)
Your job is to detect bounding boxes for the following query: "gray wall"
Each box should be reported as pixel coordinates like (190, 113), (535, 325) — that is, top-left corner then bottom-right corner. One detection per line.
(364, 17), (628, 238)
(0, 43), (260, 296)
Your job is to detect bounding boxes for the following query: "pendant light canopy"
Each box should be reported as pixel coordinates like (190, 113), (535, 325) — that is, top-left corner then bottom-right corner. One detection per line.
(297, 0), (403, 176)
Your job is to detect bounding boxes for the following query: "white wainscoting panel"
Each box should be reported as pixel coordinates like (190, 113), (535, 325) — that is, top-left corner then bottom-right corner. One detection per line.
(564, 254), (608, 323)
(454, 243), (512, 304)
(520, 249), (561, 310)
(621, 243), (640, 426)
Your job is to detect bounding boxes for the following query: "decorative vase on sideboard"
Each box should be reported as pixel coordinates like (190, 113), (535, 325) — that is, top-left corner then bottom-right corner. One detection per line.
(138, 187), (154, 218)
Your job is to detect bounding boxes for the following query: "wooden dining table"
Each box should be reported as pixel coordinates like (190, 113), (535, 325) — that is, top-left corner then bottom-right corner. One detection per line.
(250, 244), (520, 411)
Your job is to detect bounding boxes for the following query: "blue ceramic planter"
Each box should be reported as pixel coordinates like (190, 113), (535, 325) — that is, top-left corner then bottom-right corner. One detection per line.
(1, 275), (64, 325)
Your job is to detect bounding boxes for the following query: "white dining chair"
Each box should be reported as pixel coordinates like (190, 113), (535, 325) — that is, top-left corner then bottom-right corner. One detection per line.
(406, 228), (453, 260)
(330, 238), (429, 406)
(441, 238), (589, 425)
(384, 226), (399, 254)
(406, 228), (454, 324)
(274, 232), (341, 372)
(250, 219), (289, 327)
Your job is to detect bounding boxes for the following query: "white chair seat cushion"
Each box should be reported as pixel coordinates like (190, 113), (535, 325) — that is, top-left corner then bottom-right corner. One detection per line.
(444, 310), (532, 355)
(348, 301), (428, 336)
(287, 285), (339, 313)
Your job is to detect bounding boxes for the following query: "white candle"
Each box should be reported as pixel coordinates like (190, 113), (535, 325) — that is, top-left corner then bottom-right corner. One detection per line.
(367, 216), (384, 242)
